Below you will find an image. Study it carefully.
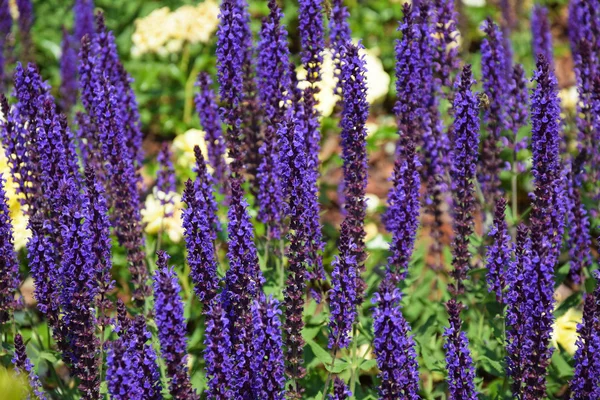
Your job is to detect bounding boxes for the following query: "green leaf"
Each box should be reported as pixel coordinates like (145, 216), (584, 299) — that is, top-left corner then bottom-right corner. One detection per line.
(302, 325), (322, 342)
(551, 352), (573, 379)
(37, 351), (58, 364)
(359, 359), (377, 371)
(478, 355), (504, 377)
(307, 340), (333, 365)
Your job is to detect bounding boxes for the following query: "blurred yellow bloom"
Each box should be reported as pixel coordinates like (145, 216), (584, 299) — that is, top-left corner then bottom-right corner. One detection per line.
(0, 151), (29, 251)
(142, 190), (184, 243)
(131, 1), (219, 57)
(552, 307), (582, 355)
(559, 86), (578, 111)
(172, 129), (211, 171)
(0, 366), (30, 400)
(297, 47), (391, 117)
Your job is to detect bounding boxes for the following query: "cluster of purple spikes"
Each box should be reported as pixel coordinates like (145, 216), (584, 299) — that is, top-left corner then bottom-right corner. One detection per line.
(0, 1), (599, 399)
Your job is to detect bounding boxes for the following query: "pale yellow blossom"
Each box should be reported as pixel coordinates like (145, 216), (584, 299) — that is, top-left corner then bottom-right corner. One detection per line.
(142, 190), (184, 243)
(132, 1), (219, 57)
(172, 129), (211, 171)
(559, 86), (578, 111)
(552, 307), (582, 355)
(0, 151), (29, 250)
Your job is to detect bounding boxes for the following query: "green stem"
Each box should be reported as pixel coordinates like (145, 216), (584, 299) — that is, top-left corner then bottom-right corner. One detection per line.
(349, 323), (359, 397)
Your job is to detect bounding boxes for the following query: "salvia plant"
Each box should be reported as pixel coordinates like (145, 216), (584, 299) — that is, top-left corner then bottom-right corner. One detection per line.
(0, 1), (600, 400)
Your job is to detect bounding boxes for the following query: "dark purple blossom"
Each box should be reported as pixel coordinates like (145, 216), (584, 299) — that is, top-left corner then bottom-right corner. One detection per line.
(60, 28), (78, 113)
(373, 280), (420, 399)
(531, 6), (554, 69)
(251, 295), (285, 399)
(565, 158), (591, 285)
(568, 0), (600, 62)
(479, 18), (508, 203)
(12, 334), (47, 400)
(443, 299), (477, 400)
(195, 73), (228, 187)
(74, 0), (95, 42)
(570, 271), (600, 399)
(204, 298), (233, 398)
(0, 176), (18, 325)
(193, 145), (220, 234)
(329, 0), (351, 99)
(449, 65), (480, 294)
(384, 139), (420, 284)
(431, 0), (460, 91)
(485, 197), (512, 301)
(329, 377), (352, 400)
(156, 142), (176, 195)
(153, 251), (199, 400)
(507, 63), (529, 135)
(16, 0), (33, 60)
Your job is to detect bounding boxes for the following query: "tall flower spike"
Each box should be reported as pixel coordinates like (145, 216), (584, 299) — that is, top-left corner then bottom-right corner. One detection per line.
(0, 0), (11, 91)
(182, 178), (220, 306)
(193, 145), (220, 234)
(479, 18), (508, 203)
(338, 42), (369, 302)
(251, 296), (286, 399)
(384, 139), (420, 284)
(568, 0), (600, 63)
(195, 72), (228, 187)
(74, 0), (95, 42)
(153, 251), (199, 400)
(507, 64), (529, 134)
(450, 65), (480, 294)
(373, 280), (420, 399)
(431, 0), (460, 91)
(566, 157), (591, 285)
(0, 175), (19, 324)
(329, 377), (352, 400)
(16, 0), (33, 60)
(156, 142), (176, 195)
(570, 271), (600, 399)
(485, 197), (512, 302)
(443, 299), (477, 400)
(531, 6), (554, 69)
(255, 0), (291, 238)
(517, 55), (562, 398)
(60, 28), (78, 113)
(329, 0), (351, 99)
(12, 334), (47, 400)
(204, 298), (233, 398)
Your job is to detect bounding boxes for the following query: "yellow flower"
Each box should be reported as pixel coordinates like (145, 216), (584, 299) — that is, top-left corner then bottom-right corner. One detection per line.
(559, 86), (578, 111)
(132, 1), (220, 57)
(172, 129), (211, 171)
(296, 47), (390, 117)
(0, 152), (29, 251)
(141, 190), (184, 243)
(552, 307), (582, 355)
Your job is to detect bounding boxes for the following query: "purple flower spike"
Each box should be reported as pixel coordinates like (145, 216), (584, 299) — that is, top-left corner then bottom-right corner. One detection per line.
(16, 0), (33, 60)
(193, 146), (220, 234)
(485, 197), (512, 301)
(338, 42), (369, 301)
(0, 0), (11, 90)
(0, 175), (19, 325)
(571, 271), (600, 399)
(373, 280), (420, 399)
(153, 251), (199, 400)
(431, 0), (460, 91)
(74, 0), (95, 42)
(329, 377), (352, 400)
(12, 334), (47, 400)
(568, 0), (600, 63)
(507, 64), (529, 134)
(566, 159), (592, 285)
(60, 28), (78, 113)
(156, 142), (176, 195)
(479, 18), (508, 203)
(443, 299), (477, 400)
(106, 316), (163, 400)
(329, 0), (351, 98)
(450, 65), (479, 294)
(195, 73), (228, 188)
(384, 139), (420, 284)
(531, 6), (554, 69)
(182, 178), (220, 307)
(251, 295), (285, 399)
(204, 298), (233, 398)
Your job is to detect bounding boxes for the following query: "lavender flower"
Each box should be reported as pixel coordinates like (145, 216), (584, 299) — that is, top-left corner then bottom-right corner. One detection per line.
(153, 251), (199, 400)
(566, 159), (591, 285)
(195, 72), (228, 187)
(531, 6), (554, 69)
(251, 296), (285, 399)
(507, 64), (529, 134)
(570, 272), (600, 399)
(60, 28), (78, 113)
(568, 0), (600, 62)
(431, 0), (460, 91)
(443, 299), (477, 400)
(338, 42), (368, 302)
(12, 334), (47, 400)
(384, 139), (420, 283)
(194, 146), (220, 234)
(485, 197), (512, 301)
(0, 175), (18, 324)
(16, 0), (33, 60)
(373, 280), (420, 399)
(156, 142), (176, 195)
(182, 178), (220, 306)
(329, 0), (351, 98)
(204, 298), (233, 398)
(0, 0), (11, 90)
(450, 65), (480, 294)
(329, 377), (352, 400)
(107, 316), (163, 400)
(74, 0), (95, 42)
(479, 19), (508, 203)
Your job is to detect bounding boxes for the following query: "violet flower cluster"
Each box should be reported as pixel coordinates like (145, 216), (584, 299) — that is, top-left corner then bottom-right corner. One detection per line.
(0, 175), (18, 324)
